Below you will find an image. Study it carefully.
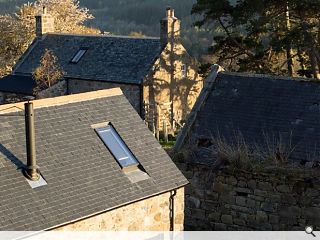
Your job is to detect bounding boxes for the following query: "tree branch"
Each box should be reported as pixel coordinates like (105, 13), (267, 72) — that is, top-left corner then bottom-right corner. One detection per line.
(218, 17), (255, 58)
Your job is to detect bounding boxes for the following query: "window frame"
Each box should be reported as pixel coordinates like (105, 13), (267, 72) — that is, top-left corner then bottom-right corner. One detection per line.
(70, 47), (88, 64)
(95, 124), (139, 170)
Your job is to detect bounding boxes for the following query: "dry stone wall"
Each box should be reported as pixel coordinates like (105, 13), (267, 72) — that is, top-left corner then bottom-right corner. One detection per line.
(0, 92), (27, 104)
(55, 188), (185, 231)
(175, 159), (320, 230)
(37, 80), (67, 98)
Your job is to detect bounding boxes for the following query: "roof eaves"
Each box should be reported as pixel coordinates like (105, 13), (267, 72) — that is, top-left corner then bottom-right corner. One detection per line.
(0, 88), (123, 115)
(0, 89), (33, 96)
(173, 64), (224, 151)
(47, 32), (161, 41)
(64, 75), (143, 85)
(46, 183), (187, 231)
(220, 71), (319, 83)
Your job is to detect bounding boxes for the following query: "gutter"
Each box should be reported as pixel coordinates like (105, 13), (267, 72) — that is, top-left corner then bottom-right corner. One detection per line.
(169, 189), (177, 231)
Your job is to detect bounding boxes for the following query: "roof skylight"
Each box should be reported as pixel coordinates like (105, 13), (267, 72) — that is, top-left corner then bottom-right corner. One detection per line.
(70, 48), (87, 63)
(96, 124), (139, 169)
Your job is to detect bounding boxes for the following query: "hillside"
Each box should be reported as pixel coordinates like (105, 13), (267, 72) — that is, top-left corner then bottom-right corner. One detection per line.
(0, 0), (217, 59)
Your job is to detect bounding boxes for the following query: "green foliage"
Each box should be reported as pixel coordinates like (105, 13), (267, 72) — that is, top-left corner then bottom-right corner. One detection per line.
(0, 0), (216, 62)
(192, 0), (320, 78)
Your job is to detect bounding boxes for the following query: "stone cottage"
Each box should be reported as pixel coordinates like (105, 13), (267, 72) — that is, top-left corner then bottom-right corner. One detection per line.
(174, 65), (320, 230)
(0, 88), (188, 231)
(0, 7), (203, 132)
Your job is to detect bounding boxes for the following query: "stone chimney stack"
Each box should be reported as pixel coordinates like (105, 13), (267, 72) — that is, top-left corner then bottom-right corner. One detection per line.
(160, 7), (181, 48)
(35, 6), (55, 38)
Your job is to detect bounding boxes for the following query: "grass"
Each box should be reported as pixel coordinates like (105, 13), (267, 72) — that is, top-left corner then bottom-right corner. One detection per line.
(160, 140), (176, 151)
(174, 131), (303, 172)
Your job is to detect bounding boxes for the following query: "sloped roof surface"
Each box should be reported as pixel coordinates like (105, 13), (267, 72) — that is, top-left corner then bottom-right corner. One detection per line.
(0, 75), (35, 95)
(188, 72), (320, 164)
(14, 33), (161, 84)
(0, 89), (187, 230)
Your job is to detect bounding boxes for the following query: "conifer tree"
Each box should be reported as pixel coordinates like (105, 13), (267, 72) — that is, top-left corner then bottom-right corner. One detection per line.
(192, 0), (320, 78)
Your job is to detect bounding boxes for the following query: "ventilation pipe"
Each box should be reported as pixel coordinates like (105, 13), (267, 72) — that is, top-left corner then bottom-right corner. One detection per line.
(23, 102), (40, 181)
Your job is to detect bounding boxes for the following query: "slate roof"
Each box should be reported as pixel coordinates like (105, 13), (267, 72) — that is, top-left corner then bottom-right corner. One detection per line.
(0, 88), (187, 231)
(0, 75), (35, 95)
(13, 33), (162, 84)
(175, 67), (320, 165)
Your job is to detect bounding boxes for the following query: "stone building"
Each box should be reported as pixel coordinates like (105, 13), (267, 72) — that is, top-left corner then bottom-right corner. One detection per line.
(0, 7), (203, 132)
(174, 65), (320, 230)
(0, 88), (187, 231)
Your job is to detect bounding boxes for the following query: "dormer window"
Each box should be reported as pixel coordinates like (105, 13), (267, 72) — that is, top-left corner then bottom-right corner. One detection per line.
(181, 64), (187, 78)
(70, 48), (88, 63)
(95, 124), (139, 171)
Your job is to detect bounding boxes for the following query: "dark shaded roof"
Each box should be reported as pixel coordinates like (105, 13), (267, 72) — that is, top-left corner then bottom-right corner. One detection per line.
(0, 75), (35, 95)
(13, 33), (162, 84)
(0, 89), (187, 230)
(176, 68), (320, 165)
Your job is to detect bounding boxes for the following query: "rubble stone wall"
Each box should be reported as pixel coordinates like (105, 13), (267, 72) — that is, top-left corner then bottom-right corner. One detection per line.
(175, 160), (320, 230)
(55, 188), (185, 231)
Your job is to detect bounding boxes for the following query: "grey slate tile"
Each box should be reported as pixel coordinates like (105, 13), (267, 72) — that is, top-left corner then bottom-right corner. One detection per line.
(187, 71), (320, 165)
(0, 93), (187, 230)
(14, 34), (161, 85)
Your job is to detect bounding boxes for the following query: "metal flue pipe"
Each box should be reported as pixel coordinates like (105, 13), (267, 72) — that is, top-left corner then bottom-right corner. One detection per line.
(23, 102), (40, 181)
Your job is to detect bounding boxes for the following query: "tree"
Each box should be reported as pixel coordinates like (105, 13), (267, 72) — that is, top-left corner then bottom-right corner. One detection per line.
(192, 0), (320, 79)
(0, 14), (32, 76)
(32, 48), (64, 95)
(16, 0), (99, 35)
(0, 0), (99, 77)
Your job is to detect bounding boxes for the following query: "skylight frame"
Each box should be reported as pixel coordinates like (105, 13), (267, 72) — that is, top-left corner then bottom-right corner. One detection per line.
(70, 47), (88, 64)
(95, 124), (139, 169)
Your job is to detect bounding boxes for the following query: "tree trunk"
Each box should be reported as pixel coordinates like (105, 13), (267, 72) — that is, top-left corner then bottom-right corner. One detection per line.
(285, 1), (294, 76)
(297, 48), (306, 75)
(309, 49), (319, 79)
(298, 10), (319, 79)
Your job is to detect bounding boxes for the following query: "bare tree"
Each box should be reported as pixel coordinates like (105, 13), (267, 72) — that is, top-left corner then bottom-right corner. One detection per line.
(32, 48), (64, 95)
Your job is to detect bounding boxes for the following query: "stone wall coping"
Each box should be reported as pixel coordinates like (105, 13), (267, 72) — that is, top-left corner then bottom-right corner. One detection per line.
(0, 87), (123, 114)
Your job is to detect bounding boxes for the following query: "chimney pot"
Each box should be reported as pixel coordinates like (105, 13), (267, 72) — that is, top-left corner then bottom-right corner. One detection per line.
(171, 9), (175, 18)
(166, 6), (172, 17)
(160, 7), (181, 48)
(35, 6), (54, 38)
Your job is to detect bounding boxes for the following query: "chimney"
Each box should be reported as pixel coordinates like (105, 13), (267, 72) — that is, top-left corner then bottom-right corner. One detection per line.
(23, 102), (40, 181)
(35, 6), (55, 38)
(160, 7), (181, 48)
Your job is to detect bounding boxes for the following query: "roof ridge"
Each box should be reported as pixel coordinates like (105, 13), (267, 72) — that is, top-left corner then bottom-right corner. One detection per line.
(0, 88), (123, 114)
(220, 71), (318, 82)
(47, 32), (160, 40)
(174, 64), (224, 151)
